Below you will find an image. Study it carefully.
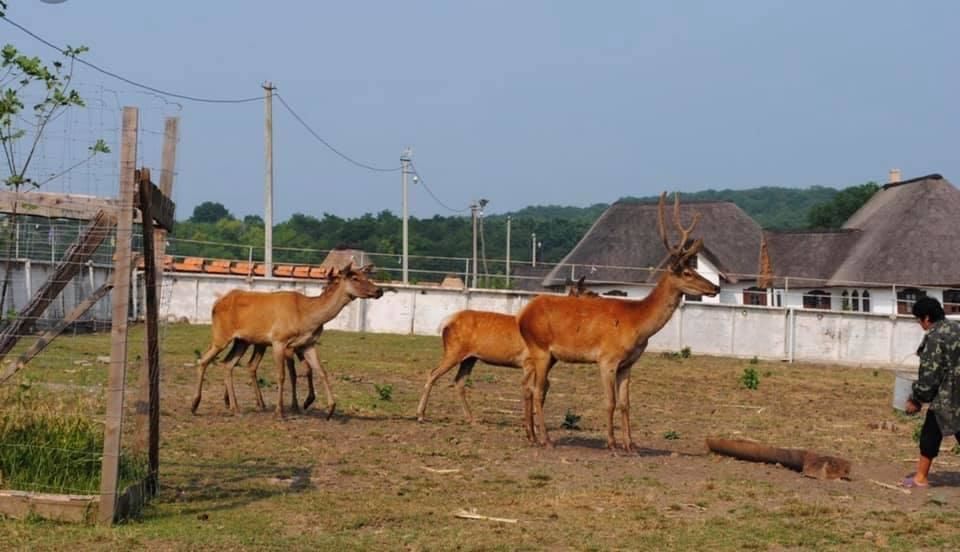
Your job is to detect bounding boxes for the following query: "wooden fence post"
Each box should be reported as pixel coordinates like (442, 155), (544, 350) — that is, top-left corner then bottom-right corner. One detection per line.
(98, 106), (137, 525)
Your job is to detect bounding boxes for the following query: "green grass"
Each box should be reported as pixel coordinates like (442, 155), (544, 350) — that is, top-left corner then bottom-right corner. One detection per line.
(0, 385), (147, 494)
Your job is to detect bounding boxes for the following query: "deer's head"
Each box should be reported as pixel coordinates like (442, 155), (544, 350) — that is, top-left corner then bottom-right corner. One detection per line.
(657, 192), (720, 298)
(327, 262), (384, 299)
(566, 275), (598, 297)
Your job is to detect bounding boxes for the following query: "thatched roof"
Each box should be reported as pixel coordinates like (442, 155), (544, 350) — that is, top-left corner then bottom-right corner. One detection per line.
(829, 174), (960, 287)
(543, 199), (763, 287)
(760, 174), (960, 288)
(510, 264), (556, 292)
(318, 248), (369, 271)
(761, 230), (862, 288)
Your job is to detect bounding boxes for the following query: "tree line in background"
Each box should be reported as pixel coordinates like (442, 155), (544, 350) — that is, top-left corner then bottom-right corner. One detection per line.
(170, 182), (880, 271)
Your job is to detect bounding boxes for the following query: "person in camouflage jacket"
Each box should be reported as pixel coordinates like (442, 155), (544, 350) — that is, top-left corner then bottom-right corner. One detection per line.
(903, 296), (960, 488)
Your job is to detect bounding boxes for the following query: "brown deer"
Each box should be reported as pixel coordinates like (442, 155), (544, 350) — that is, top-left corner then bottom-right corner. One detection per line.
(192, 263), (383, 418)
(415, 276), (597, 423)
(516, 192), (720, 450)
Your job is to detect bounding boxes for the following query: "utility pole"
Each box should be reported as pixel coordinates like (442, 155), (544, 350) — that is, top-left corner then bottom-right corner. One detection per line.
(400, 148), (412, 284)
(471, 202), (479, 288)
(531, 232), (537, 267)
(505, 216), (511, 287)
(470, 199), (488, 288)
(263, 82), (275, 278)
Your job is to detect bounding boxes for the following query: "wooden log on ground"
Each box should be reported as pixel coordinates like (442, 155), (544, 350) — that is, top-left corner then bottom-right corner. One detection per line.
(706, 437), (852, 480)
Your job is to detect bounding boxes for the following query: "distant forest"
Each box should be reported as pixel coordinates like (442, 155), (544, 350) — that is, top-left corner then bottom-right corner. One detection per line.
(169, 182), (879, 268)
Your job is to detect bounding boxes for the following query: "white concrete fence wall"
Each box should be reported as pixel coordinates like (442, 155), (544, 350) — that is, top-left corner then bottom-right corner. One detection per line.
(158, 272), (926, 370)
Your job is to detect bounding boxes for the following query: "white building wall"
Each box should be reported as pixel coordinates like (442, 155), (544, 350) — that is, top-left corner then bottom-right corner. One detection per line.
(158, 272), (930, 369)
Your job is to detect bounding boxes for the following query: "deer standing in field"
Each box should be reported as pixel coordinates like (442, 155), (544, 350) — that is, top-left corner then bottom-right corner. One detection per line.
(516, 193), (720, 450)
(415, 276), (597, 423)
(192, 263), (383, 418)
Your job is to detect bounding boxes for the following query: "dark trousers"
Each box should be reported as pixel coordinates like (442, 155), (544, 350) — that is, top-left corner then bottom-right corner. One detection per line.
(919, 409), (960, 459)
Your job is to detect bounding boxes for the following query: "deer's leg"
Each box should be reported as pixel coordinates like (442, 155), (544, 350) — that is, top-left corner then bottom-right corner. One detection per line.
(287, 354), (301, 414)
(222, 342), (248, 415)
(246, 345), (268, 411)
(521, 360), (537, 443)
(299, 351), (317, 411)
(192, 340), (229, 414)
(415, 349), (465, 422)
(615, 364), (634, 453)
(530, 357), (554, 448)
(453, 357), (479, 424)
(221, 340), (250, 408)
(599, 361), (618, 450)
(300, 346), (335, 419)
(272, 343), (287, 419)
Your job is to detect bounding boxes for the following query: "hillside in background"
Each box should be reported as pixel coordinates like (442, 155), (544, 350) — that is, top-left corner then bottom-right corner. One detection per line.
(169, 184), (874, 274)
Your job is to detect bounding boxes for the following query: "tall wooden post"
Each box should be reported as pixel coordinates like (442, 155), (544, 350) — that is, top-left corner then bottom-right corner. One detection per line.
(98, 107), (137, 525)
(135, 116), (177, 477)
(137, 169), (161, 495)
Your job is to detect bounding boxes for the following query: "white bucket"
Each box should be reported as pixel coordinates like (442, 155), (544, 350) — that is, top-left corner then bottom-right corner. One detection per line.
(892, 371), (918, 411)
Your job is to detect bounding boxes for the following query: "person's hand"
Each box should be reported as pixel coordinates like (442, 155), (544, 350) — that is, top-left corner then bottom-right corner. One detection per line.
(905, 398), (921, 414)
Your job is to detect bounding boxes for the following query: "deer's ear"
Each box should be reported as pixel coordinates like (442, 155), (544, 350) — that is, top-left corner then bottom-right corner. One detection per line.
(361, 263), (375, 274)
(328, 267), (340, 279)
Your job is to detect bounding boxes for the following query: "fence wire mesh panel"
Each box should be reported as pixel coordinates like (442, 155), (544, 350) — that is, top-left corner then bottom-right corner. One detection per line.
(0, 95), (174, 523)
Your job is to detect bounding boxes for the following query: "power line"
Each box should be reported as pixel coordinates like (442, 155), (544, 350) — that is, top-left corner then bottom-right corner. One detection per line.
(409, 161), (470, 213)
(1, 15), (263, 104)
(274, 93), (401, 173)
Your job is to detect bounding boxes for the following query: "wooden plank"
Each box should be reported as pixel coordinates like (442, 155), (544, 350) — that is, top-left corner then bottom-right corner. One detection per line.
(0, 282), (113, 382)
(133, 177), (175, 231)
(134, 169), (161, 495)
(98, 106), (137, 526)
(0, 189), (118, 220)
(0, 491), (97, 523)
(0, 209), (116, 367)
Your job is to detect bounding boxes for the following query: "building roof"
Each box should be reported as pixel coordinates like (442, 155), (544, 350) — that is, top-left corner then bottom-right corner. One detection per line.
(761, 229), (862, 288)
(510, 264), (556, 292)
(829, 174), (960, 287)
(760, 174), (960, 289)
(542, 199), (763, 287)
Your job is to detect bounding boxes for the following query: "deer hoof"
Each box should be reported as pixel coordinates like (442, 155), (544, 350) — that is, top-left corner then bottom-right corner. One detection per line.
(303, 395), (316, 411)
(325, 403), (336, 420)
(190, 397), (201, 415)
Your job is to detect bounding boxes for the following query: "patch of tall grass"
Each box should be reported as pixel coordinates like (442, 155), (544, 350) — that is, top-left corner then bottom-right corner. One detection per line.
(0, 382), (147, 494)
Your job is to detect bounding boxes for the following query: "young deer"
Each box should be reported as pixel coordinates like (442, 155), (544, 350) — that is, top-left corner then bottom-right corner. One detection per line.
(415, 276), (597, 423)
(517, 193), (720, 450)
(192, 263), (383, 418)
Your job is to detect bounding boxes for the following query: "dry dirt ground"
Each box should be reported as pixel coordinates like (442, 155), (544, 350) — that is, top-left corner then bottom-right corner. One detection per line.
(3, 325), (960, 550)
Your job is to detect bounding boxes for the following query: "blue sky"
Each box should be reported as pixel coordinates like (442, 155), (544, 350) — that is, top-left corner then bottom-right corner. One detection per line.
(4, 1), (957, 220)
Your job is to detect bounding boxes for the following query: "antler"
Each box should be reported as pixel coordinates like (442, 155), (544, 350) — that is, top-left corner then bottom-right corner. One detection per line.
(658, 191), (704, 264)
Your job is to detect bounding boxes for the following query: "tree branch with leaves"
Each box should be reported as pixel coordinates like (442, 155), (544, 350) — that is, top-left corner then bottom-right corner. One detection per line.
(0, 37), (110, 318)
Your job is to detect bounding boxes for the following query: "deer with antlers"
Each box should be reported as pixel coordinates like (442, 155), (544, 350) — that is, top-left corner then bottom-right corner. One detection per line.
(516, 193), (720, 450)
(416, 276), (597, 423)
(192, 263), (383, 418)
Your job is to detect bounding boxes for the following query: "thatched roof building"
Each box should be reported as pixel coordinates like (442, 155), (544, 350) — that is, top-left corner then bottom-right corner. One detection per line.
(543, 199), (763, 287)
(760, 174), (960, 288)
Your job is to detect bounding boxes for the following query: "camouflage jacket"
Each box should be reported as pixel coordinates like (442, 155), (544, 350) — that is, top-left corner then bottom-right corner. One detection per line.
(912, 319), (960, 434)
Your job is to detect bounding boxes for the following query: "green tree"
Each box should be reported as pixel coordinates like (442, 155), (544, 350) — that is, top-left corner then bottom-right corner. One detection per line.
(190, 201), (234, 223)
(0, 31), (107, 315)
(806, 182), (880, 229)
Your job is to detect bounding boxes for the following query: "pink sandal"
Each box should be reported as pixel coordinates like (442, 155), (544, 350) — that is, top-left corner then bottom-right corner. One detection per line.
(900, 476), (930, 489)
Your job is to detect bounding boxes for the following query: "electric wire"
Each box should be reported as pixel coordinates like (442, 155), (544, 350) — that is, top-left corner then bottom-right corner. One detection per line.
(1, 15), (263, 104)
(408, 160), (470, 213)
(274, 93), (401, 173)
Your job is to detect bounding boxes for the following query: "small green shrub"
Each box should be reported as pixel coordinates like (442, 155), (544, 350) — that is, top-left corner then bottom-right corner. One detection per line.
(374, 383), (393, 401)
(561, 409), (582, 430)
(749, 356), (759, 365)
(740, 367), (760, 390)
(680, 347), (692, 359)
(663, 430), (680, 440)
